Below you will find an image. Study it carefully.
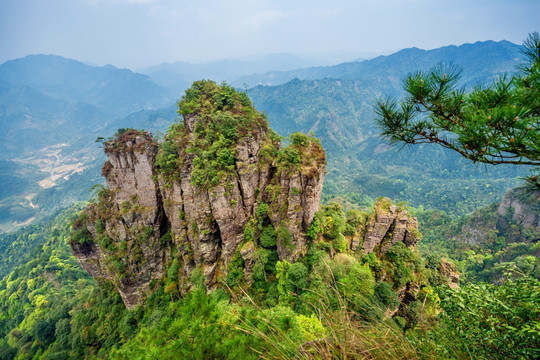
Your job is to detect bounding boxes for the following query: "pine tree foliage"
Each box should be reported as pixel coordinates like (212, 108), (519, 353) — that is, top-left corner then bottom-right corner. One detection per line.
(376, 32), (540, 185)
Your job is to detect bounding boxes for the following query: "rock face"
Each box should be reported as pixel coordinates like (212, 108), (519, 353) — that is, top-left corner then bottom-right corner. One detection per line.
(362, 200), (419, 255)
(438, 258), (460, 289)
(69, 82), (423, 310)
(72, 131), (170, 308)
(71, 81), (326, 309)
(497, 186), (540, 235)
(454, 185), (540, 245)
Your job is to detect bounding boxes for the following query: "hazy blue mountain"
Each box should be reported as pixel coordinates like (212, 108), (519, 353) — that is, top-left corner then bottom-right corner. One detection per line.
(247, 40), (529, 215)
(0, 55), (179, 232)
(0, 40), (528, 231)
(238, 40), (522, 88)
(0, 54), (174, 116)
(249, 78), (390, 155)
(0, 83), (111, 157)
(140, 53), (336, 95)
(0, 102), (177, 232)
(0, 105), (177, 232)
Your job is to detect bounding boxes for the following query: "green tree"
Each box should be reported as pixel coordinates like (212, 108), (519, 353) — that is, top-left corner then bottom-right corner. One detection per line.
(431, 276), (540, 359)
(33, 319), (55, 346)
(376, 32), (540, 186)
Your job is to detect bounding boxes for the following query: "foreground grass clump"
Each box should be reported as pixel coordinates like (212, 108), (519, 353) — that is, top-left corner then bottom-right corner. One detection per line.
(110, 276), (419, 360)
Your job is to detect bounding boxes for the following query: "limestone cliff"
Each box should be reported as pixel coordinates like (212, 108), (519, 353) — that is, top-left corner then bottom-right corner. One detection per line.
(70, 81), (423, 310)
(70, 81), (326, 309)
(497, 186), (540, 237)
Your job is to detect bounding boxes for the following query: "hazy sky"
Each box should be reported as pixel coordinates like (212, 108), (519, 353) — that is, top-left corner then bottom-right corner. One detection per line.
(1, 0), (538, 70)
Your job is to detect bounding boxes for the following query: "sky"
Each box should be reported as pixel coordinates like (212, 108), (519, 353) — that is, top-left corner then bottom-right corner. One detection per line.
(1, 0), (539, 70)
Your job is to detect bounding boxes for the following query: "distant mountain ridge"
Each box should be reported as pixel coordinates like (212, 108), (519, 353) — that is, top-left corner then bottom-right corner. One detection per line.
(246, 39), (528, 215)
(139, 53), (339, 94)
(237, 40), (522, 88)
(0, 54), (174, 116)
(247, 40), (524, 156)
(0, 55), (178, 232)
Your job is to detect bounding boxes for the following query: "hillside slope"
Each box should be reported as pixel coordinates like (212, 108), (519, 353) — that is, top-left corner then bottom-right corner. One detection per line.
(1, 81), (538, 360)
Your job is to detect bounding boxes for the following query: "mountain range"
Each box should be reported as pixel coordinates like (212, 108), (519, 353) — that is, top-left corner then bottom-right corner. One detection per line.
(0, 39), (529, 232)
(0, 55), (177, 231)
(0, 37), (538, 360)
(139, 53), (340, 94)
(236, 40), (522, 88)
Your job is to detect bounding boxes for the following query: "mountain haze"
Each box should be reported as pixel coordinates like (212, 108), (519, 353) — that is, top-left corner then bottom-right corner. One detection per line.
(237, 40), (522, 88)
(0, 40), (528, 232)
(246, 40), (528, 214)
(0, 55), (178, 232)
(140, 53), (338, 94)
(1, 35), (539, 360)
(0, 55), (174, 116)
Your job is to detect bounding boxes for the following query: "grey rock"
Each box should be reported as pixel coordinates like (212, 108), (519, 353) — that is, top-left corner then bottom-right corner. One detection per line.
(363, 199), (419, 255)
(71, 118), (326, 309)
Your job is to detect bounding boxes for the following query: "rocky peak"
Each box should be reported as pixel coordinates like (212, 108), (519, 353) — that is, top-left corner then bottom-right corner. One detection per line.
(69, 82), (424, 310)
(70, 81), (326, 309)
(453, 185), (540, 246)
(438, 258), (460, 289)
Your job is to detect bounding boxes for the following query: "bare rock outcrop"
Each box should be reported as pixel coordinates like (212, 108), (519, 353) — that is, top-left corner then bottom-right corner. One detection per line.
(497, 186), (540, 234)
(362, 199), (420, 255)
(438, 258), (460, 289)
(70, 81), (326, 309)
(72, 131), (170, 308)
(453, 185), (540, 246)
